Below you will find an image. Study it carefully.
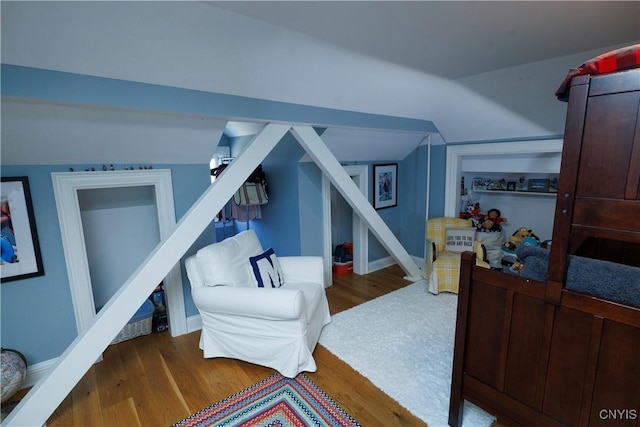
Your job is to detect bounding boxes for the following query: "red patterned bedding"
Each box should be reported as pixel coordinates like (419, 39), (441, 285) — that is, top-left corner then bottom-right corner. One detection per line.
(555, 44), (640, 100)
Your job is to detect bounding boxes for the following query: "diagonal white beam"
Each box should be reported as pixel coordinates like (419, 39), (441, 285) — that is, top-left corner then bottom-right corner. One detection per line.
(291, 125), (422, 280)
(4, 123), (291, 427)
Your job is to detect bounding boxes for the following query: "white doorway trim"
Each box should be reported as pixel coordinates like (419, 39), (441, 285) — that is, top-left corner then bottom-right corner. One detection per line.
(322, 164), (369, 285)
(51, 170), (187, 338)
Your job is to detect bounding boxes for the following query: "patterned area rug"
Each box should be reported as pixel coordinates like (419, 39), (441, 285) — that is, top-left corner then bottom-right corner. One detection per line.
(172, 373), (360, 427)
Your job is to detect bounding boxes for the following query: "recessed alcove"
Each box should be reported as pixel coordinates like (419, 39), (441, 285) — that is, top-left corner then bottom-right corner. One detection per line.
(444, 139), (563, 240)
(52, 170), (186, 340)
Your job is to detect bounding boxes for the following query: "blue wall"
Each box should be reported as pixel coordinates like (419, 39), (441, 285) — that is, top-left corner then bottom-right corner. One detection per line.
(297, 162), (325, 257)
(427, 145), (448, 218)
(399, 145), (430, 256)
(0, 163), (213, 365)
(240, 132), (306, 256)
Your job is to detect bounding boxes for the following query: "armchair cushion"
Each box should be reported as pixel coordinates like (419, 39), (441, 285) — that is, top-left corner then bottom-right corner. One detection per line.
(190, 286), (304, 320)
(249, 247), (284, 288)
(196, 230), (263, 287)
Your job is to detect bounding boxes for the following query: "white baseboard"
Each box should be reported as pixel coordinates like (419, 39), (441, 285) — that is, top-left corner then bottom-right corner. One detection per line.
(367, 256), (396, 273)
(412, 255), (425, 269)
(22, 358), (56, 389)
(186, 314), (202, 334)
(368, 255), (424, 273)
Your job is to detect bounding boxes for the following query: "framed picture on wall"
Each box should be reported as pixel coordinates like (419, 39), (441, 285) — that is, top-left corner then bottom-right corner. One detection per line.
(1, 176), (45, 282)
(527, 178), (550, 193)
(373, 163), (398, 209)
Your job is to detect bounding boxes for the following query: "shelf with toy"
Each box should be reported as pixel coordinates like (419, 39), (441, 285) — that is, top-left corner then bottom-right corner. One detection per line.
(464, 174), (559, 194)
(472, 189), (557, 197)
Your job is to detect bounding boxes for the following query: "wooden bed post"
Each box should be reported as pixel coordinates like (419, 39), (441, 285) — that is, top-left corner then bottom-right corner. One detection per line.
(448, 251), (475, 427)
(546, 75), (590, 305)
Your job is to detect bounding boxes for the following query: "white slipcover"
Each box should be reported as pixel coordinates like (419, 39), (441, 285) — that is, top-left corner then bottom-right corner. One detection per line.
(185, 230), (331, 378)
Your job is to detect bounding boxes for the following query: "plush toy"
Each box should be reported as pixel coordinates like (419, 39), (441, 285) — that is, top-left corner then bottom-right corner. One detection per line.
(467, 202), (481, 217)
(475, 208), (508, 269)
(476, 208), (507, 232)
(502, 241), (517, 254)
(509, 227), (540, 246)
(509, 260), (524, 274)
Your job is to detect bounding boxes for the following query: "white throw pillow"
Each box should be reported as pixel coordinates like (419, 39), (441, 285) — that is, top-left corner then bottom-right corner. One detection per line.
(249, 247), (284, 288)
(445, 227), (476, 253)
(196, 230), (263, 287)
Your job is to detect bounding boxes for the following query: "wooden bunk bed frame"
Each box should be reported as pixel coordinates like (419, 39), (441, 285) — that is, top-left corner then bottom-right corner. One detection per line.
(449, 68), (640, 426)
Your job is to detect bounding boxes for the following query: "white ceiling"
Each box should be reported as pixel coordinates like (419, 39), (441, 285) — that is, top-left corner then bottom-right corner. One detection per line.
(215, 1), (639, 144)
(2, 1), (639, 163)
(211, 1), (639, 79)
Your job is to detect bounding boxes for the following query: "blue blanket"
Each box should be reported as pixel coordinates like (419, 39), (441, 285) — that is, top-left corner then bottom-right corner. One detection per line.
(517, 245), (640, 309)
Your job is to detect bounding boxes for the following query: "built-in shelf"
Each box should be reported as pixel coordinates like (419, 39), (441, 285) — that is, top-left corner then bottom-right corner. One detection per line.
(472, 189), (558, 197)
(444, 140), (564, 242)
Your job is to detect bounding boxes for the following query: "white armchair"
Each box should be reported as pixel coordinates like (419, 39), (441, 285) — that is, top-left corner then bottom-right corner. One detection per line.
(185, 230), (331, 378)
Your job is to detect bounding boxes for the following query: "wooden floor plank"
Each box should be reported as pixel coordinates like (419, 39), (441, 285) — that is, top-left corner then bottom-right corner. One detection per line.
(71, 369), (104, 427)
(308, 345), (426, 426)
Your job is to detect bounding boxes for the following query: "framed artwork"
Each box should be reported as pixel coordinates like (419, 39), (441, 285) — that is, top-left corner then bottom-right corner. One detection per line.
(506, 181), (517, 191)
(1, 176), (45, 282)
(373, 163), (398, 209)
(527, 178), (550, 193)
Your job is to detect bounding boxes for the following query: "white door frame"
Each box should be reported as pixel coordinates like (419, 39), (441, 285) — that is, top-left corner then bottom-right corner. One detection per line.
(51, 170), (187, 338)
(322, 164), (369, 284)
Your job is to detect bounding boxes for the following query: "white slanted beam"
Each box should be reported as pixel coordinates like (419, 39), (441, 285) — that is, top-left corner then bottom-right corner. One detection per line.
(291, 125), (422, 281)
(4, 123), (291, 427)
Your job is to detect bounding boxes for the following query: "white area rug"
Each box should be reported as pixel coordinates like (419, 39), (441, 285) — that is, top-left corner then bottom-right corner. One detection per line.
(318, 281), (495, 427)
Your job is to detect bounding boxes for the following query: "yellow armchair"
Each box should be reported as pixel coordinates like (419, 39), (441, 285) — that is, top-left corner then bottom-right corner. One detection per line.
(423, 217), (490, 294)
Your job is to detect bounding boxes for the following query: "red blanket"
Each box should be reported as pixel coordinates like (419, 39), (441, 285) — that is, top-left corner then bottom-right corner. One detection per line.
(555, 44), (640, 101)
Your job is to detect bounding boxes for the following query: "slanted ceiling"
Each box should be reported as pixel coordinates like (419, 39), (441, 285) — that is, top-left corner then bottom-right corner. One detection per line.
(1, 98), (228, 165)
(0, 99), (431, 165)
(212, 1), (639, 79)
(1, 1), (639, 163)
(227, 121), (433, 162)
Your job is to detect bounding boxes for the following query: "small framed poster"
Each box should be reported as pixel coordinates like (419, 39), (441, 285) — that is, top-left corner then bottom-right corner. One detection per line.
(373, 163), (398, 209)
(1, 176), (45, 282)
(527, 178), (550, 193)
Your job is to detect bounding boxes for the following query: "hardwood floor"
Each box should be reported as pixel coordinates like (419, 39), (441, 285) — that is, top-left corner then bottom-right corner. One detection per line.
(28, 265), (425, 426)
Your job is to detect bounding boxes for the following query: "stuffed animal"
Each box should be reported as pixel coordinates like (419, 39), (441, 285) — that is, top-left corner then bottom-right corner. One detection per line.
(476, 208), (507, 232)
(510, 260), (524, 274)
(502, 241), (517, 254)
(467, 202), (481, 217)
(509, 227), (540, 246)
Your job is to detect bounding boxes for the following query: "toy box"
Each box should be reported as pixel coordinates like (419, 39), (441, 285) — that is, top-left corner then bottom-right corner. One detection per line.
(333, 261), (353, 275)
